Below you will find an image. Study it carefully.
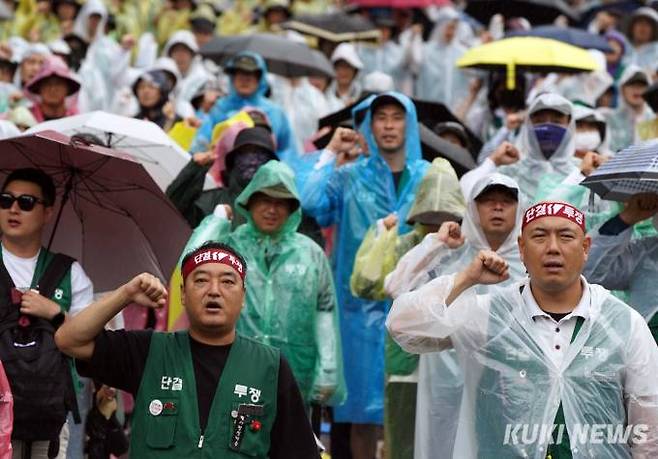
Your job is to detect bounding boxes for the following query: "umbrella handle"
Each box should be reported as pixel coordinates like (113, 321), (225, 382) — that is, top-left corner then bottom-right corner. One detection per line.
(506, 61), (516, 90)
(46, 174), (74, 252)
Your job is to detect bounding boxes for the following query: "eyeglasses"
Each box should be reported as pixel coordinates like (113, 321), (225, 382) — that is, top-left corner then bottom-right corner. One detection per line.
(0, 193), (46, 211)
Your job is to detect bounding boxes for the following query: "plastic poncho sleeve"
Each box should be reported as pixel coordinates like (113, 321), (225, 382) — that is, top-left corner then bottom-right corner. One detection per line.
(384, 232), (452, 299)
(300, 157), (346, 228)
(185, 212), (232, 251)
(622, 315), (658, 457)
(312, 254), (346, 406)
(584, 226), (641, 291)
(165, 160), (209, 227)
(350, 224), (399, 301)
(386, 273), (488, 354)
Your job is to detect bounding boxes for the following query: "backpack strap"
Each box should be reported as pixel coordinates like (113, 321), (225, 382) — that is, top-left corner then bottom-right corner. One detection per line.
(36, 253), (75, 302)
(35, 253), (81, 425)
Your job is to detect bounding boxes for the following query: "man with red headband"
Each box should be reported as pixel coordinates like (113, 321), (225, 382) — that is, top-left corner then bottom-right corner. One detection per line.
(387, 201), (658, 458)
(55, 241), (320, 458)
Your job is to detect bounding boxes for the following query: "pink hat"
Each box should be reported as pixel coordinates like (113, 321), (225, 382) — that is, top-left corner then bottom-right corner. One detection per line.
(25, 55), (81, 96)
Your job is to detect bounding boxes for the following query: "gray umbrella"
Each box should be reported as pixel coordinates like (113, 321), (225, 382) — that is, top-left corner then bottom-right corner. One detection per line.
(200, 34), (335, 79)
(581, 141), (658, 201)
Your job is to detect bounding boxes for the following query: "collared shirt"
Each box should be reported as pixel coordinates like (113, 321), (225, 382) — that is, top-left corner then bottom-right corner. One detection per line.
(521, 279), (590, 368)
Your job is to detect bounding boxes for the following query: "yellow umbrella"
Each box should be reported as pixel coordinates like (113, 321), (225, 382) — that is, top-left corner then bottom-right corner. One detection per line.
(457, 37), (601, 89)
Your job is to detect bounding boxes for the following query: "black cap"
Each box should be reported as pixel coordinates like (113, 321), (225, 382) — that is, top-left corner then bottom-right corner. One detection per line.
(475, 184), (518, 202)
(226, 54), (261, 74)
(225, 127), (277, 169)
(370, 94), (405, 114)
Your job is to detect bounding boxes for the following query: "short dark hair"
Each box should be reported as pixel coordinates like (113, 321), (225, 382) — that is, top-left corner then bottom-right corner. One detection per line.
(2, 168), (56, 206)
(181, 241), (248, 286)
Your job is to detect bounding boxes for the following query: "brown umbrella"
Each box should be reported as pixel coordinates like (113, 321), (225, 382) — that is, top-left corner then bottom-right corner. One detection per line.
(0, 131), (191, 291)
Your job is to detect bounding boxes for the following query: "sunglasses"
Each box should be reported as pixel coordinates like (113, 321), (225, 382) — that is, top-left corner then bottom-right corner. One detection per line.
(0, 193), (47, 211)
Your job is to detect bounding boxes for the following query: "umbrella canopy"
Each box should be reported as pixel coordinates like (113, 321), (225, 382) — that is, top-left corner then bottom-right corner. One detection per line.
(507, 25), (612, 52)
(283, 12), (380, 43)
(349, 0), (450, 7)
(0, 131), (191, 292)
(25, 111), (215, 192)
(457, 37), (600, 89)
(581, 141), (658, 201)
(465, 0), (579, 26)
(200, 34), (335, 79)
(576, 0), (643, 28)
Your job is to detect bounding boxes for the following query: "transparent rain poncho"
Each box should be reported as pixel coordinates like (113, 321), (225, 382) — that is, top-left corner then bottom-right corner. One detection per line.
(387, 273), (658, 459)
(384, 173), (526, 459)
(585, 224), (658, 321)
(301, 91), (429, 423)
(180, 160), (346, 406)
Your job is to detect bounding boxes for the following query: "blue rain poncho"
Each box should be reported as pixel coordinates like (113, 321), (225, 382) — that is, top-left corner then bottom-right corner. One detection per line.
(384, 173), (526, 459)
(181, 160), (345, 405)
(190, 52), (298, 165)
(301, 91), (429, 423)
(387, 274), (658, 458)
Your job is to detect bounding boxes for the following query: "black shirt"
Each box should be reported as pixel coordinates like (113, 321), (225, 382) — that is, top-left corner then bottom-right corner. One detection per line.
(77, 330), (319, 459)
(392, 170), (404, 191)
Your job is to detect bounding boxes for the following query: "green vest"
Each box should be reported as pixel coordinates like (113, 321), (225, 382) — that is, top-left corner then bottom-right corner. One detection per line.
(131, 332), (280, 458)
(0, 247), (73, 312)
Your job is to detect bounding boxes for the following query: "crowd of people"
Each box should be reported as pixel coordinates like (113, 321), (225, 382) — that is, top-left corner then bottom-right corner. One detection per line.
(0, 0), (657, 458)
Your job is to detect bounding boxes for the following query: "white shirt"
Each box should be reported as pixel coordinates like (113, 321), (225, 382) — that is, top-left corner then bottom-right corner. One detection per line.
(2, 244), (94, 316)
(521, 282), (590, 368)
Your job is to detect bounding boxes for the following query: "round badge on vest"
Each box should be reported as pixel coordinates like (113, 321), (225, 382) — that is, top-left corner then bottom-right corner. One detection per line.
(149, 399), (163, 416)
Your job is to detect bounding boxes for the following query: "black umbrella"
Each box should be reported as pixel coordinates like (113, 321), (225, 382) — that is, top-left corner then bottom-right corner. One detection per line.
(282, 11), (380, 42)
(581, 141), (658, 201)
(643, 81), (658, 113)
(313, 96), (480, 176)
(200, 34), (335, 79)
(465, 0), (579, 26)
(507, 25), (612, 52)
(576, 0), (644, 28)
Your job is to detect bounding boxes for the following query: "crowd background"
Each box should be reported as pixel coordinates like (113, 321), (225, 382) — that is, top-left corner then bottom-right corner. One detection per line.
(1, 0), (658, 458)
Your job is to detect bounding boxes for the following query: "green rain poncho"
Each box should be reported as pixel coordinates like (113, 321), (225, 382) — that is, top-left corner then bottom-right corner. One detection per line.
(183, 160), (346, 405)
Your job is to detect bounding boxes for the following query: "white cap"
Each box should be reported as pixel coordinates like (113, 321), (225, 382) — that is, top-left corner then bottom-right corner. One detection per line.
(330, 42), (363, 70)
(48, 39), (71, 56)
(363, 71), (394, 93)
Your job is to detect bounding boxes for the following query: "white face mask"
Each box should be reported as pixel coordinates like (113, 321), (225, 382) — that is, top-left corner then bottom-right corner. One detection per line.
(574, 130), (602, 151)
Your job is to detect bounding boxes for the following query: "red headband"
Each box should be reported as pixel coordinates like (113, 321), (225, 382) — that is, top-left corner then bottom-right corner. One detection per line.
(522, 202), (586, 233)
(182, 248), (245, 282)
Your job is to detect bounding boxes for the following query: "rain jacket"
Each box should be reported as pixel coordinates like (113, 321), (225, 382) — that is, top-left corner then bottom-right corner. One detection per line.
(163, 31), (211, 119)
(585, 223), (658, 322)
(605, 66), (654, 153)
(190, 52), (298, 167)
(301, 91), (429, 423)
(461, 93), (579, 204)
(413, 9), (470, 111)
(625, 7), (658, 75)
(356, 41), (405, 92)
(269, 75), (330, 153)
(182, 160), (346, 405)
(387, 275), (658, 458)
(73, 0), (130, 112)
(350, 158), (466, 459)
(384, 173), (525, 459)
